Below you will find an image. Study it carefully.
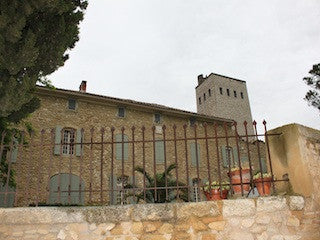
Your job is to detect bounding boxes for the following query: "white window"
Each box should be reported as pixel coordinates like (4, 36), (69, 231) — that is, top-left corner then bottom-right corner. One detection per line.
(62, 129), (75, 155)
(116, 176), (129, 205)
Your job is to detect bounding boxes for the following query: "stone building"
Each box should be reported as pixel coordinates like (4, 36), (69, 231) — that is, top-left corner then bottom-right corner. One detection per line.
(196, 73), (254, 136)
(3, 80), (266, 207)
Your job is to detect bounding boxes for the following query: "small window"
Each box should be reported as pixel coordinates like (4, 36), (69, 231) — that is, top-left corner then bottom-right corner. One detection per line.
(189, 118), (196, 127)
(62, 129), (75, 155)
(208, 89), (211, 97)
(234, 90), (237, 98)
(68, 99), (76, 110)
(203, 93), (206, 101)
(154, 113), (161, 124)
(118, 107), (125, 118)
(241, 92), (244, 99)
(198, 97), (201, 105)
(219, 87), (223, 95)
(227, 89), (230, 96)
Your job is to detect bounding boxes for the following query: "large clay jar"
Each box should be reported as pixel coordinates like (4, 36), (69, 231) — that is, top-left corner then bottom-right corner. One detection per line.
(254, 177), (272, 196)
(229, 168), (251, 194)
(204, 189), (228, 200)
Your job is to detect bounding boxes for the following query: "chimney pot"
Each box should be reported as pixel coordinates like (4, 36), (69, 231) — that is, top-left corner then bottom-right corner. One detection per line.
(198, 74), (205, 85)
(79, 81), (87, 92)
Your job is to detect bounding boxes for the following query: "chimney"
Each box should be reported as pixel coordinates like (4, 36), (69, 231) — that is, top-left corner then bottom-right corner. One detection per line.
(79, 81), (87, 92)
(198, 74), (205, 86)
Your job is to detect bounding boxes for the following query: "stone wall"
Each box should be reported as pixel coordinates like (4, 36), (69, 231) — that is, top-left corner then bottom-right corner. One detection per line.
(0, 196), (319, 240)
(268, 124), (320, 207)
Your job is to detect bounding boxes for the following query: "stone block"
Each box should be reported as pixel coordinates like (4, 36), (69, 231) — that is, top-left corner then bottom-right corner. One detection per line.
(257, 197), (288, 213)
(256, 215), (271, 225)
(131, 222), (144, 234)
(229, 231), (254, 240)
(288, 196), (305, 211)
(201, 233), (216, 240)
(141, 234), (168, 240)
(222, 199), (255, 217)
(83, 205), (133, 223)
(286, 216), (300, 227)
(158, 223), (174, 234)
(257, 231), (269, 240)
(176, 201), (220, 219)
(241, 218), (255, 228)
(132, 203), (174, 221)
(208, 221), (226, 231)
(271, 235), (284, 240)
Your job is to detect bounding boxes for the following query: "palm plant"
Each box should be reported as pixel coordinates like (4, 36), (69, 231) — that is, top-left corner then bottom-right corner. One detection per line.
(129, 163), (189, 203)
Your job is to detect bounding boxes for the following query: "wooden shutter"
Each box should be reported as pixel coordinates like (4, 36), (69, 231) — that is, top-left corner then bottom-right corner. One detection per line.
(233, 148), (239, 166)
(115, 134), (129, 161)
(75, 129), (84, 157)
(261, 158), (267, 173)
(54, 126), (62, 155)
(188, 178), (195, 202)
(191, 143), (200, 167)
(155, 141), (165, 163)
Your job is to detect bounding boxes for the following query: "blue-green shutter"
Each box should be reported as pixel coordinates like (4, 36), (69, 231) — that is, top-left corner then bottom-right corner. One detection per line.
(109, 175), (118, 205)
(54, 126), (62, 155)
(233, 148), (239, 166)
(10, 139), (18, 163)
(188, 178), (195, 202)
(75, 129), (84, 157)
(191, 143), (200, 167)
(0, 184), (15, 207)
(261, 158), (267, 173)
(221, 146), (228, 167)
(155, 141), (165, 164)
(116, 134), (129, 161)
(49, 174), (84, 205)
(241, 156), (248, 164)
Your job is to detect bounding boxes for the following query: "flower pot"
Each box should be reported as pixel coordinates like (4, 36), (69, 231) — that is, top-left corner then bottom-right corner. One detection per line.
(204, 189), (228, 200)
(229, 168), (251, 194)
(254, 177), (272, 196)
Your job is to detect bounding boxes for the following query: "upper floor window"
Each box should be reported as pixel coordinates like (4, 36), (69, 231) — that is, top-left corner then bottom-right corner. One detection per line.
(62, 128), (75, 155)
(234, 90), (237, 98)
(219, 87), (223, 95)
(68, 99), (76, 110)
(203, 93), (206, 101)
(118, 107), (125, 118)
(198, 97), (201, 105)
(154, 113), (161, 124)
(189, 118), (196, 127)
(226, 89), (230, 96)
(208, 89), (211, 97)
(241, 92), (244, 99)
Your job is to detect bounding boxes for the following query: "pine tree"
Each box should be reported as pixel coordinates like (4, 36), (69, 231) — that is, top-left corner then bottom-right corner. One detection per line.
(0, 0), (88, 188)
(0, 0), (88, 119)
(303, 63), (320, 112)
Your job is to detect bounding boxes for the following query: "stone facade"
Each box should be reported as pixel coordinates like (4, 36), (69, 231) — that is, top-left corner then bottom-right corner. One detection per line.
(0, 196), (319, 240)
(196, 73), (254, 136)
(5, 86), (266, 207)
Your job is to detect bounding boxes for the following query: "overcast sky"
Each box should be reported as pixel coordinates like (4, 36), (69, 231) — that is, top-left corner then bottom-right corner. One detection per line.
(50, 0), (320, 131)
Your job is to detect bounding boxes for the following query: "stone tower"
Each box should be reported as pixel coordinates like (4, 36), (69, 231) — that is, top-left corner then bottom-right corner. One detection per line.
(196, 73), (254, 136)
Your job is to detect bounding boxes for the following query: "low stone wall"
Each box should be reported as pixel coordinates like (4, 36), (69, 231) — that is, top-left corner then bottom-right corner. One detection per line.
(1, 196), (319, 240)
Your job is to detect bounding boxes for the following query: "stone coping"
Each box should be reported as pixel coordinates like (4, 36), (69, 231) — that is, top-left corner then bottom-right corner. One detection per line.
(0, 196), (304, 225)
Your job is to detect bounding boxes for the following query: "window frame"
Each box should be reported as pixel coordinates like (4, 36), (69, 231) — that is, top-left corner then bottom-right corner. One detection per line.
(154, 113), (162, 124)
(198, 97), (201, 105)
(62, 128), (76, 155)
(219, 87), (223, 95)
(208, 89), (211, 97)
(234, 90), (237, 98)
(68, 99), (77, 111)
(117, 107), (126, 118)
(241, 92), (244, 99)
(226, 89), (230, 96)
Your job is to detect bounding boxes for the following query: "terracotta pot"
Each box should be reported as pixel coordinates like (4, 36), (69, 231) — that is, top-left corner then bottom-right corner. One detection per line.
(204, 189), (228, 200)
(229, 168), (251, 194)
(254, 177), (272, 196)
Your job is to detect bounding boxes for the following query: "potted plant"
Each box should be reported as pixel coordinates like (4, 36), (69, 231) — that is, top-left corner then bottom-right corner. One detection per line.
(253, 172), (272, 196)
(203, 181), (230, 200)
(228, 165), (251, 194)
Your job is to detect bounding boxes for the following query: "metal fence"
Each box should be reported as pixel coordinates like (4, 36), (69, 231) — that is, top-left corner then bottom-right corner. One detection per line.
(0, 120), (286, 207)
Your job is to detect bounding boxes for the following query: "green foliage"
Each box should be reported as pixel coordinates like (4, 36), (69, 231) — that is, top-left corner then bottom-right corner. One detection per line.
(131, 164), (189, 203)
(0, 0), (88, 118)
(303, 63), (320, 112)
(203, 181), (230, 191)
(0, 0), (87, 190)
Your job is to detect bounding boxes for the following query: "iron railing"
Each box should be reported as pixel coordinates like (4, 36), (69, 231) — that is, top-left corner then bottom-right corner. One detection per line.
(0, 120), (286, 207)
